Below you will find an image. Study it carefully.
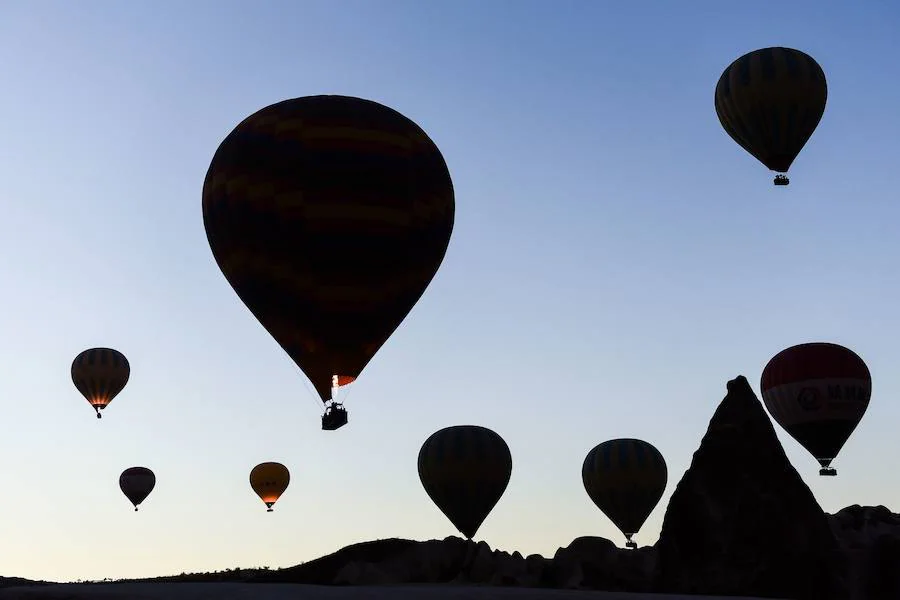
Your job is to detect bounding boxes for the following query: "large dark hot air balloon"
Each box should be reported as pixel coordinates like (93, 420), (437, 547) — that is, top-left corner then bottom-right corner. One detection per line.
(715, 47), (827, 186)
(250, 462), (290, 512)
(582, 438), (667, 549)
(761, 342), (871, 476)
(203, 95), (455, 431)
(71, 348), (130, 419)
(119, 467), (155, 511)
(418, 425), (511, 540)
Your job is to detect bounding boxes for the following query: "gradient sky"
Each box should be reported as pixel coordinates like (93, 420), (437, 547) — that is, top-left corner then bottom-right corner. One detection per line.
(1, 0), (899, 583)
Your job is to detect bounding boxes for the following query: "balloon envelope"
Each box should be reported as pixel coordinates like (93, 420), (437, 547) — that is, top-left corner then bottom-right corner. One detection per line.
(71, 348), (130, 417)
(119, 467), (155, 510)
(582, 438), (667, 544)
(760, 342), (871, 471)
(715, 47), (827, 177)
(250, 462), (290, 510)
(418, 425), (511, 539)
(202, 95), (455, 405)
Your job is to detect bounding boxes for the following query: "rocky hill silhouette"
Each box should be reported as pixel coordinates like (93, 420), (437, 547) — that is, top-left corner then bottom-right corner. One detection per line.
(242, 376), (898, 600)
(5, 376), (896, 599)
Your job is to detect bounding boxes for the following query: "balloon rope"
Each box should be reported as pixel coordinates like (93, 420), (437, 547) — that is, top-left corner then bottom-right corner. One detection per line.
(298, 376), (326, 411)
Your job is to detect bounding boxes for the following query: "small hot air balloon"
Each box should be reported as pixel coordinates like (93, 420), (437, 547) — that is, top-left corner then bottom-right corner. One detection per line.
(71, 348), (130, 419)
(203, 95), (455, 431)
(250, 462), (290, 512)
(582, 438), (667, 549)
(761, 342), (871, 476)
(417, 425), (511, 540)
(119, 467), (155, 511)
(715, 47), (827, 186)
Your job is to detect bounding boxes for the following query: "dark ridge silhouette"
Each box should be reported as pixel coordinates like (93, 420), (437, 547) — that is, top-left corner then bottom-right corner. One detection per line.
(253, 538), (419, 584)
(0, 577), (50, 588)
(5, 377), (898, 598)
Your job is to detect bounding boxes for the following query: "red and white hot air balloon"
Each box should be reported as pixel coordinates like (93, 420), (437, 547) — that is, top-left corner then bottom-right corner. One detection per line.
(760, 342), (871, 476)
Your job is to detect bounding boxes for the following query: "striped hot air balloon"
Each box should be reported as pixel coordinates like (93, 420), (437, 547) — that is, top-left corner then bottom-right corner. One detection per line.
(417, 425), (512, 540)
(760, 342), (871, 476)
(715, 47), (827, 186)
(250, 462), (290, 512)
(71, 348), (130, 419)
(203, 95), (455, 431)
(582, 438), (667, 549)
(119, 467), (155, 511)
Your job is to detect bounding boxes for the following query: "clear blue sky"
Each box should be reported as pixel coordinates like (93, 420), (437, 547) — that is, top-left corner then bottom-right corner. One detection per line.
(0, 0), (898, 583)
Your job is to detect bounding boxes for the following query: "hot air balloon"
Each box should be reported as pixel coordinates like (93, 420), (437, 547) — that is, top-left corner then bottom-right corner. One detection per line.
(71, 348), (130, 419)
(119, 467), (155, 511)
(203, 95), (455, 431)
(715, 47), (827, 186)
(582, 438), (667, 549)
(760, 342), (871, 476)
(418, 425), (511, 540)
(250, 462), (290, 512)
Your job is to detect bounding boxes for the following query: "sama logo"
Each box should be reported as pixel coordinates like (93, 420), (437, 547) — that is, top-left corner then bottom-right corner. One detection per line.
(797, 387), (822, 411)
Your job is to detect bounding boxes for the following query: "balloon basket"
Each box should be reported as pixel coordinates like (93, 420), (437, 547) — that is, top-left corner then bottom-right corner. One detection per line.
(819, 467), (837, 477)
(321, 406), (349, 431)
(773, 174), (789, 186)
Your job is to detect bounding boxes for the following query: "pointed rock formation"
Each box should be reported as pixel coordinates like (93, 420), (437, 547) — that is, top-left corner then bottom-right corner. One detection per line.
(653, 375), (846, 600)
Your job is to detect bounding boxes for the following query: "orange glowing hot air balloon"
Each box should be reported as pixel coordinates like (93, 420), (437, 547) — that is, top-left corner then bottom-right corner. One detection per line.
(250, 462), (290, 512)
(71, 348), (130, 419)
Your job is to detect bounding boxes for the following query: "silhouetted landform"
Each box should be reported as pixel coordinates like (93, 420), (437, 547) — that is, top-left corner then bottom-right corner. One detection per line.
(830, 504), (900, 600)
(0, 579), (48, 589)
(654, 376), (845, 600)
(240, 376), (897, 600)
(4, 377), (898, 600)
